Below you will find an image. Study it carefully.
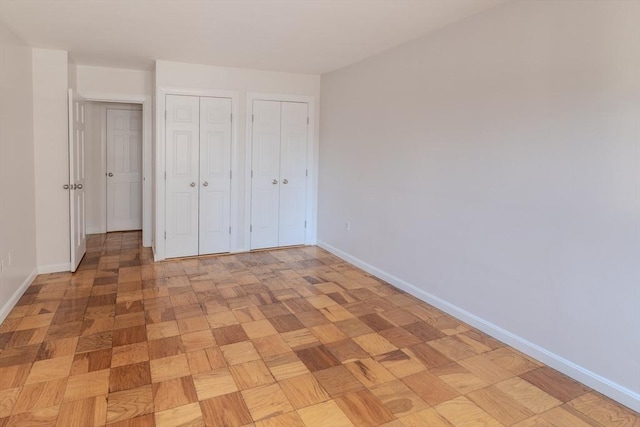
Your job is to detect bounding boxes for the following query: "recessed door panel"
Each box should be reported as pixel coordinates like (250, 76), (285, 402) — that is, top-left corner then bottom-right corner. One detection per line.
(165, 95), (200, 258)
(68, 89), (87, 272)
(251, 100), (281, 250)
(199, 96), (232, 255)
(279, 102), (308, 246)
(107, 109), (143, 232)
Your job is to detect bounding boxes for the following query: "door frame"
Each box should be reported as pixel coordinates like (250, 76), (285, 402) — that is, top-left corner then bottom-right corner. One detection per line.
(79, 92), (152, 248)
(156, 87), (240, 261)
(245, 93), (317, 252)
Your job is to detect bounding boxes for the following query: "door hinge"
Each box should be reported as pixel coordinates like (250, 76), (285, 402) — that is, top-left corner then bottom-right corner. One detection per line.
(164, 171), (166, 180)
(307, 117), (309, 125)
(305, 169), (308, 177)
(250, 225), (253, 232)
(252, 114), (254, 123)
(164, 231), (166, 239)
(230, 113), (233, 123)
(305, 221), (307, 228)
(251, 170), (253, 178)
(229, 226), (231, 234)
(165, 110), (167, 120)
(230, 170), (232, 179)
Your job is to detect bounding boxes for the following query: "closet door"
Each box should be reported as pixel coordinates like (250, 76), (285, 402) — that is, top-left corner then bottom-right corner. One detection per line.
(279, 102), (308, 246)
(199, 97), (232, 254)
(250, 100), (281, 250)
(165, 95), (200, 258)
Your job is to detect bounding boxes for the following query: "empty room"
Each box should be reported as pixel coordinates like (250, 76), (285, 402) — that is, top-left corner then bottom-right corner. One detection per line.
(0, 0), (638, 425)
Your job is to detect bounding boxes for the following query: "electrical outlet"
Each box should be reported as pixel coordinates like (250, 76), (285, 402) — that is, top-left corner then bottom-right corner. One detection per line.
(345, 221), (350, 231)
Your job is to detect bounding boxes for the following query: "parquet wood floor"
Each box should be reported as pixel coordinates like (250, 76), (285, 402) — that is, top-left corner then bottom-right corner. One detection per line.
(0, 232), (637, 426)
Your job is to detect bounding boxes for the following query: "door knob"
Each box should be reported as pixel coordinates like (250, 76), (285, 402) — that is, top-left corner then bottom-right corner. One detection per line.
(108, 172), (113, 177)
(63, 184), (70, 190)
(190, 182), (196, 187)
(74, 184), (83, 190)
(283, 179), (288, 184)
(203, 182), (209, 187)
(272, 179), (278, 185)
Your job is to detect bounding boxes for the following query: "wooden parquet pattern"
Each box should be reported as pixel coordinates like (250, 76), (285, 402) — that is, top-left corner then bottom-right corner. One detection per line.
(0, 232), (637, 426)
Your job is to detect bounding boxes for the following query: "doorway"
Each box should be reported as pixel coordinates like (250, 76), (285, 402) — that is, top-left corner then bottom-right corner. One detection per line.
(85, 102), (143, 234)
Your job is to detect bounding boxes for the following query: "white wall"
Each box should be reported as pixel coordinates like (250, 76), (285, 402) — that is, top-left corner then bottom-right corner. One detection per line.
(32, 48), (70, 273)
(155, 61), (321, 257)
(84, 102), (142, 234)
(0, 22), (37, 321)
(318, 0), (640, 410)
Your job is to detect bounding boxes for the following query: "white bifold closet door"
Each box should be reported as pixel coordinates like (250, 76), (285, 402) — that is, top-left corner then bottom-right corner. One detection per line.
(251, 100), (308, 250)
(165, 94), (231, 258)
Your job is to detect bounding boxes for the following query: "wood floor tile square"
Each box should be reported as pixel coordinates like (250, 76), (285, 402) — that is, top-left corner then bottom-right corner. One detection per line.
(107, 413), (155, 427)
(221, 341), (261, 365)
(335, 389), (395, 427)
(320, 305), (355, 323)
(206, 310), (239, 329)
(313, 365), (365, 397)
(269, 314), (305, 333)
(255, 411), (305, 427)
(279, 373), (330, 409)
(280, 328), (320, 350)
(150, 354), (191, 383)
(405, 342), (453, 369)
(186, 347), (227, 374)
(36, 337), (79, 360)
(494, 377), (562, 414)
(359, 313), (395, 332)
(458, 354), (514, 384)
(345, 358), (396, 388)
(353, 333), (397, 356)
(485, 347), (541, 376)
(199, 392), (252, 427)
(111, 342), (149, 368)
(177, 315), (209, 334)
(400, 408), (452, 427)
(427, 336), (478, 361)
(297, 400), (355, 427)
(267, 353), (310, 381)
(370, 379), (429, 418)
(146, 320), (180, 340)
(181, 329), (216, 352)
(309, 324), (349, 344)
(114, 312), (146, 330)
(12, 377), (67, 413)
(26, 355), (73, 384)
(435, 396), (502, 427)
(242, 319), (278, 339)
(0, 388), (20, 418)
(193, 367), (238, 400)
(325, 339), (369, 363)
(57, 395), (107, 427)
(109, 361), (152, 393)
(230, 359), (275, 390)
(253, 334), (291, 358)
(112, 326), (146, 347)
(0, 364), (31, 390)
(295, 310), (331, 328)
(378, 327), (422, 348)
(154, 402), (203, 427)
(467, 385), (534, 425)
(430, 362), (489, 394)
(520, 366), (589, 402)
(106, 385), (153, 424)
(295, 345), (341, 372)
(213, 324), (250, 345)
(568, 392), (640, 427)
(242, 383), (294, 421)
(148, 336), (184, 359)
(402, 370), (459, 406)
(152, 376), (198, 412)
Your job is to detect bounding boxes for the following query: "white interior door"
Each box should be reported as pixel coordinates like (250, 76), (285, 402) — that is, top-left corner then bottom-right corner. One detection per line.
(199, 97), (232, 255)
(250, 100), (281, 250)
(279, 102), (308, 246)
(68, 89), (87, 272)
(106, 109), (143, 232)
(165, 95), (199, 258)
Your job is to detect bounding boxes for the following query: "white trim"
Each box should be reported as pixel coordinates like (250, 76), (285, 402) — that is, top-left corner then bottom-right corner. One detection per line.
(0, 269), (37, 324)
(317, 240), (640, 412)
(79, 91), (152, 248)
(156, 87), (240, 261)
(37, 263), (71, 274)
(245, 92), (317, 251)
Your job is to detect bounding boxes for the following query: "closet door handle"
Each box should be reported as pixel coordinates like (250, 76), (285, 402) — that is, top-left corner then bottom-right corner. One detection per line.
(202, 182), (208, 187)
(272, 179), (278, 185)
(283, 179), (288, 184)
(190, 182), (196, 187)
(108, 172), (113, 177)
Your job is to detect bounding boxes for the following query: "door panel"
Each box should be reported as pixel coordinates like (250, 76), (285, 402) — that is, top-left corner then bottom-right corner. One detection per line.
(279, 102), (308, 246)
(106, 109), (143, 231)
(250, 100), (281, 250)
(199, 97), (232, 254)
(69, 89), (87, 272)
(165, 95), (199, 258)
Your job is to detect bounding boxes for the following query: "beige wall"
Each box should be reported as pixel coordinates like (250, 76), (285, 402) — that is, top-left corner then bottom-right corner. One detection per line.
(32, 49), (70, 273)
(318, 0), (640, 409)
(0, 22), (37, 320)
(77, 65), (152, 97)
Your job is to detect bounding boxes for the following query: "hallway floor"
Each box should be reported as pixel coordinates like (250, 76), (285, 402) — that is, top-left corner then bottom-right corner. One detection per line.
(0, 232), (637, 426)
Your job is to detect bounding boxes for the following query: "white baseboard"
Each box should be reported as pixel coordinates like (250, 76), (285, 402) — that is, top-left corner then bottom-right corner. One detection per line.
(0, 268), (37, 324)
(317, 240), (640, 412)
(37, 263), (71, 274)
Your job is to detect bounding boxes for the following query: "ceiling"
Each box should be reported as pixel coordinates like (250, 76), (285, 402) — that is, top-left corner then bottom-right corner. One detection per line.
(0, 0), (505, 74)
